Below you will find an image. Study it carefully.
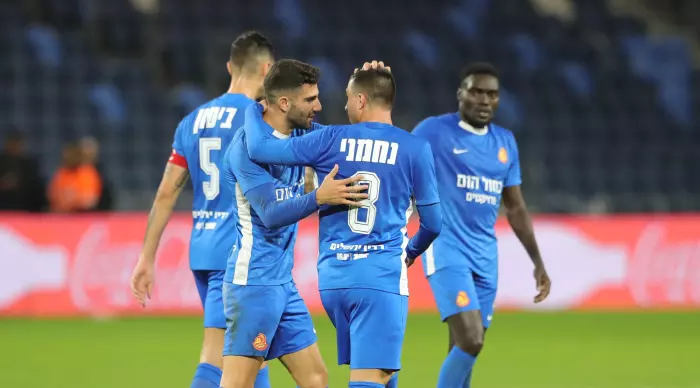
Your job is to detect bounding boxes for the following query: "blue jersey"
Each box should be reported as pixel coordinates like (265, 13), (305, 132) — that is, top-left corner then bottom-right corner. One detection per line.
(411, 113), (521, 278)
(170, 93), (256, 270)
(222, 129), (307, 286)
(244, 117), (440, 296)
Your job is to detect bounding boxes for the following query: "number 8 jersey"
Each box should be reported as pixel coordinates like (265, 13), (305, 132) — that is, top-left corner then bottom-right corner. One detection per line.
(242, 106), (441, 296)
(169, 93), (256, 270)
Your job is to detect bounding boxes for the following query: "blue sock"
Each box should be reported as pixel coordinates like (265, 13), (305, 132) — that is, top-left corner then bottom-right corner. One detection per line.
(386, 373), (399, 388)
(191, 363), (222, 388)
(437, 346), (476, 388)
(254, 365), (271, 388)
(349, 383), (384, 388)
(464, 368), (473, 387)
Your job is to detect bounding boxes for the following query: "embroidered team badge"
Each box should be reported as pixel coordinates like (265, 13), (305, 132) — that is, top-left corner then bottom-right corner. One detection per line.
(252, 333), (268, 351)
(498, 147), (508, 164)
(456, 291), (470, 307)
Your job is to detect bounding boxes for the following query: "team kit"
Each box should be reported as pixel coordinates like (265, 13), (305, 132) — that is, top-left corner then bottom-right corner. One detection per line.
(131, 31), (551, 388)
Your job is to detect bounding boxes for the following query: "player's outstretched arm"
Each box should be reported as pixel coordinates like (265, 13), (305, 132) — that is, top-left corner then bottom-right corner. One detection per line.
(502, 185), (551, 302)
(405, 141), (443, 266)
(131, 161), (189, 307)
(405, 202), (442, 266)
(501, 137), (550, 302)
(245, 164), (368, 229)
(243, 103), (330, 166)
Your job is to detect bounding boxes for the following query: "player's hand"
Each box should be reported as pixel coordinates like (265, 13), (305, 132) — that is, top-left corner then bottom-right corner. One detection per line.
(533, 264), (551, 303)
(316, 164), (369, 207)
(354, 60), (391, 74)
(131, 256), (155, 308)
(405, 256), (417, 268)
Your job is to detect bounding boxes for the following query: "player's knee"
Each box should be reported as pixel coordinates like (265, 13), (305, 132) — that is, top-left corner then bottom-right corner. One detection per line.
(200, 328), (225, 368)
(294, 368), (328, 388)
(455, 329), (484, 356)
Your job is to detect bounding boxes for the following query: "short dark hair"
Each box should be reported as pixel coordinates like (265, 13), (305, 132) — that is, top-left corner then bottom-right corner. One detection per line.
(460, 62), (500, 82)
(229, 31), (274, 70)
(264, 59), (320, 101)
(349, 68), (395, 108)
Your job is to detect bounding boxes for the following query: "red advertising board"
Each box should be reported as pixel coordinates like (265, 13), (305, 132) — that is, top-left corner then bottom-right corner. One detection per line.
(0, 213), (699, 317)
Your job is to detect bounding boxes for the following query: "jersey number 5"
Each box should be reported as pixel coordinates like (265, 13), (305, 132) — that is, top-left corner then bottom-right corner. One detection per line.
(199, 137), (222, 200)
(348, 171), (380, 234)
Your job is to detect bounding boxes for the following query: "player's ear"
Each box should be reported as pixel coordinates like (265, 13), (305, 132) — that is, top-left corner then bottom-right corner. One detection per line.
(358, 93), (366, 110)
(278, 96), (290, 113)
(226, 61), (233, 76)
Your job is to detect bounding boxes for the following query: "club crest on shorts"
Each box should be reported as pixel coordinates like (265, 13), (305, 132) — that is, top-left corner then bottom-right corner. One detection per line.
(498, 147), (508, 164)
(252, 333), (268, 351)
(456, 291), (470, 307)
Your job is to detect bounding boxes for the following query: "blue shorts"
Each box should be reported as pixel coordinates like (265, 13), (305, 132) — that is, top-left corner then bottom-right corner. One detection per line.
(320, 288), (408, 371)
(428, 268), (497, 328)
(222, 281), (317, 361)
(193, 270), (226, 329)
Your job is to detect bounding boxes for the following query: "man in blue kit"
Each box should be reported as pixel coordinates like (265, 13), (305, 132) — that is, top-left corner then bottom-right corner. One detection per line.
(130, 31), (279, 388)
(411, 62), (552, 387)
(219, 59), (371, 388)
(241, 63), (443, 388)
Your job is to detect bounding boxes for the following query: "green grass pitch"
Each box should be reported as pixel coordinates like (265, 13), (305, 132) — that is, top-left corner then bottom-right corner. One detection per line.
(2, 312), (698, 387)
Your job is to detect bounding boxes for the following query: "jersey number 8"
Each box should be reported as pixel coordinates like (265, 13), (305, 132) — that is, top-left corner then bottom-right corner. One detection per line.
(348, 171), (380, 234)
(199, 137), (222, 200)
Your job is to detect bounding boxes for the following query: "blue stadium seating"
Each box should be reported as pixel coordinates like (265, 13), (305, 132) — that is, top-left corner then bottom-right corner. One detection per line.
(2, 0), (698, 211)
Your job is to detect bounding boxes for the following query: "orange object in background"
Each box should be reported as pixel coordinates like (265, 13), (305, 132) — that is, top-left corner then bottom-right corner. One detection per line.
(47, 143), (102, 213)
(47, 164), (102, 212)
(0, 213), (698, 317)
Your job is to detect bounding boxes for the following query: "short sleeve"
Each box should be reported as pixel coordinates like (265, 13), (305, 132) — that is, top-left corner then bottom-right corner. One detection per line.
(168, 116), (191, 168)
(410, 117), (437, 139)
(412, 141), (441, 206)
(228, 135), (275, 194)
(504, 134), (522, 187)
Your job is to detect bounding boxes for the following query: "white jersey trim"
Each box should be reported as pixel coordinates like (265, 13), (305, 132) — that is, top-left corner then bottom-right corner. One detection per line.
(425, 242), (436, 276)
(458, 120), (489, 136)
(399, 200), (414, 296)
(232, 183), (254, 285)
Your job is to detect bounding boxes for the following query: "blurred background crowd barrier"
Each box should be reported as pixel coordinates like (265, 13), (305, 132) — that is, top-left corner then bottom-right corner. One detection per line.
(1, 215), (698, 317)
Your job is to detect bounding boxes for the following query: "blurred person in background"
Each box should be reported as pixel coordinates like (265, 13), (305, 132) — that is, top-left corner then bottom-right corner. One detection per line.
(47, 141), (102, 212)
(0, 130), (46, 212)
(412, 63), (551, 387)
(79, 136), (113, 210)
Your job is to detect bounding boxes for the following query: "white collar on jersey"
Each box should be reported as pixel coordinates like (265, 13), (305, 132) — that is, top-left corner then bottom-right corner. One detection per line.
(458, 120), (489, 136)
(272, 130), (290, 139)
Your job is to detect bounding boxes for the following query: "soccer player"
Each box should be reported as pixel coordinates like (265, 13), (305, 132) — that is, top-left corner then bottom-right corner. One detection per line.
(220, 59), (370, 388)
(129, 31), (278, 388)
(241, 65), (443, 388)
(411, 62), (553, 387)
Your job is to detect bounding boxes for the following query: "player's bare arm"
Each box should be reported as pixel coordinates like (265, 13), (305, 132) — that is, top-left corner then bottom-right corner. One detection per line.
(502, 185), (551, 303)
(131, 162), (189, 307)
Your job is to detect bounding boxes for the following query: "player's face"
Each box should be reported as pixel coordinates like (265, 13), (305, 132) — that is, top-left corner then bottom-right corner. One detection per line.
(458, 74), (500, 127)
(287, 84), (322, 129)
(344, 80), (366, 124)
